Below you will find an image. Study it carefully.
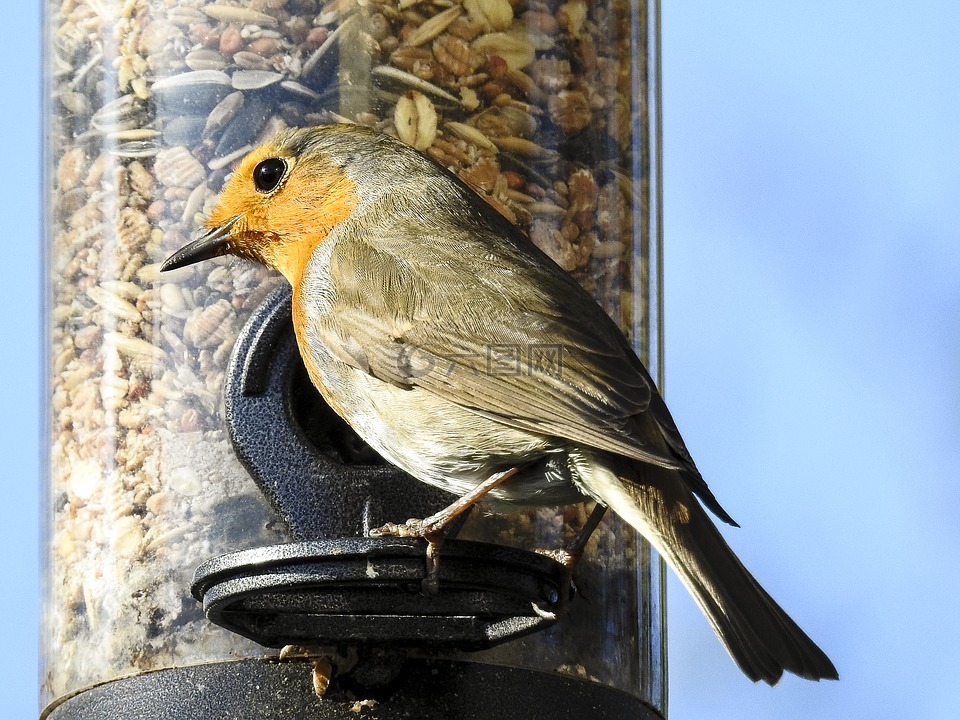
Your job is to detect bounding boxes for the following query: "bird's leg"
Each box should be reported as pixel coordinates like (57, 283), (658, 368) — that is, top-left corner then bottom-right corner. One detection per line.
(531, 502), (608, 617)
(537, 502), (608, 569)
(370, 467), (520, 592)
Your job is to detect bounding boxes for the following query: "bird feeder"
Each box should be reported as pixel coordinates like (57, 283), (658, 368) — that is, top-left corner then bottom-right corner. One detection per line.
(42, 0), (666, 718)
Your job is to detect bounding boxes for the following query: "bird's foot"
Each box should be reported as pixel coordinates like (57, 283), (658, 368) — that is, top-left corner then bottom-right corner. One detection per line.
(531, 503), (609, 613)
(370, 519), (444, 594)
(370, 517), (444, 539)
(368, 469), (523, 595)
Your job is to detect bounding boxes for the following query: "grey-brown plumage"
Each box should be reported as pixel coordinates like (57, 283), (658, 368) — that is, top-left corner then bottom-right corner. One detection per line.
(163, 124), (838, 685)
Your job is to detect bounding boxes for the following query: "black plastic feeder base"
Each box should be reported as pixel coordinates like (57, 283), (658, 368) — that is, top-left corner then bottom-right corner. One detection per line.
(190, 537), (568, 650)
(42, 658), (663, 720)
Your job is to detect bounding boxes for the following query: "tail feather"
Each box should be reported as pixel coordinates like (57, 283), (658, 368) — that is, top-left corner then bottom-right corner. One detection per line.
(571, 450), (838, 685)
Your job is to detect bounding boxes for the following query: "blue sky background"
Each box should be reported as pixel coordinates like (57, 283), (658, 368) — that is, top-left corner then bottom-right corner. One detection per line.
(3, 2), (958, 718)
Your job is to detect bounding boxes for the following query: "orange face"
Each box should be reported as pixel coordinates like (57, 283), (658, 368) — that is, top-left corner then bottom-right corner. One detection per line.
(206, 140), (359, 286)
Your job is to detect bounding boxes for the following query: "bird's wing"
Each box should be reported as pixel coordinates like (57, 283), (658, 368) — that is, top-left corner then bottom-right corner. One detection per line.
(319, 208), (700, 476)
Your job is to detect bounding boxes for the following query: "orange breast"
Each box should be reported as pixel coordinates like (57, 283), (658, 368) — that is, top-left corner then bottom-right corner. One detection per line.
(268, 168), (359, 284)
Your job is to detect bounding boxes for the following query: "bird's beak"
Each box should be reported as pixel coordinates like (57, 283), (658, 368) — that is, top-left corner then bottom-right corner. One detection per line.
(161, 217), (240, 272)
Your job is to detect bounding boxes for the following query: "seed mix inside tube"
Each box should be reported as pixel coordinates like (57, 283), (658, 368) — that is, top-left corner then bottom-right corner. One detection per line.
(46, 0), (656, 706)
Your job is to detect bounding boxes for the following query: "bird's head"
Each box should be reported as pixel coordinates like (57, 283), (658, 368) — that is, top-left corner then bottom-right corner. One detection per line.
(160, 124), (389, 284)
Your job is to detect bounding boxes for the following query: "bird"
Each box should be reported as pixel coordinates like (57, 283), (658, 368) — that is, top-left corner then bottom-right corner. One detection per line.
(162, 123), (838, 685)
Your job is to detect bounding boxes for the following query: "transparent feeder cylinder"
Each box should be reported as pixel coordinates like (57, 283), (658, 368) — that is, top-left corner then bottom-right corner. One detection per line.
(43, 0), (665, 714)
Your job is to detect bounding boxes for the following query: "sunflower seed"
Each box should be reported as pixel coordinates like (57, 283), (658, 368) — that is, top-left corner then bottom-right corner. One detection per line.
(90, 94), (144, 132)
(111, 140), (161, 158)
(185, 49), (228, 72)
(203, 91), (245, 140)
(208, 144), (254, 171)
(216, 95), (272, 157)
(302, 14), (358, 81)
(231, 70), (283, 90)
(372, 65), (461, 107)
(152, 71), (233, 114)
(280, 80), (322, 103)
(162, 116), (207, 146)
(151, 70), (231, 93)
(106, 128), (161, 142)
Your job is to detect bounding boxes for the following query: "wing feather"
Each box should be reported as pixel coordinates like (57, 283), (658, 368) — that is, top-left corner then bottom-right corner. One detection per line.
(325, 209), (687, 472)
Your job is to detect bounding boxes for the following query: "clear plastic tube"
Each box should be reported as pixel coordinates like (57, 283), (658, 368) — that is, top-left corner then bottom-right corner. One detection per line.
(43, 0), (664, 713)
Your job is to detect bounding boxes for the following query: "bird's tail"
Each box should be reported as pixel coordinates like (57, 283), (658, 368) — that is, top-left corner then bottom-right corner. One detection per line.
(570, 450), (838, 685)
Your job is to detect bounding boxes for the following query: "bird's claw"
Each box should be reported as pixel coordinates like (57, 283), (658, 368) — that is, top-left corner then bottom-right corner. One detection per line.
(369, 518), (444, 594)
(369, 518), (435, 539)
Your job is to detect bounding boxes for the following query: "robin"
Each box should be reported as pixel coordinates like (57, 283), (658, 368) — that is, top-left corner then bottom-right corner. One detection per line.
(163, 123), (837, 685)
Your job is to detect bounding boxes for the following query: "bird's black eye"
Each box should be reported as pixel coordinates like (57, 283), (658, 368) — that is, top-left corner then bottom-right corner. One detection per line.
(253, 158), (287, 193)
